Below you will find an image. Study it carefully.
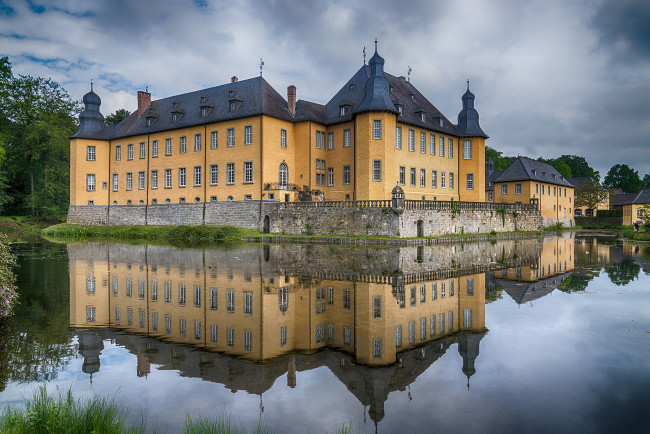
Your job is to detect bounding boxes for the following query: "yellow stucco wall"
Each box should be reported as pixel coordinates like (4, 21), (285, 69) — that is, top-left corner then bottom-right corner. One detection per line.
(494, 180), (574, 219)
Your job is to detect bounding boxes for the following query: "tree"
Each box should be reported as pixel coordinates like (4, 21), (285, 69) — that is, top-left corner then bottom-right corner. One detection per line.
(642, 173), (650, 188)
(574, 179), (610, 211)
(603, 164), (643, 193)
(605, 258), (640, 286)
(559, 155), (599, 181)
(551, 160), (572, 179)
(485, 146), (515, 171)
(105, 108), (131, 126)
(0, 63), (80, 217)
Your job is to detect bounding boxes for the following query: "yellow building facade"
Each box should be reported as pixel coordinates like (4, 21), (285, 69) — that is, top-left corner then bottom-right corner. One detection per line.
(70, 48), (488, 221)
(622, 190), (650, 225)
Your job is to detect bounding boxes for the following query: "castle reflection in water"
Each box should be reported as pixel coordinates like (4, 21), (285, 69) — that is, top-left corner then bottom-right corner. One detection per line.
(70, 234), (574, 422)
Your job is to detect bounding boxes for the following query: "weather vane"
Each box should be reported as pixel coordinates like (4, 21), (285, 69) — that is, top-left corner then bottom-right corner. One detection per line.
(363, 46), (366, 65)
(90, 79), (93, 91)
(260, 58), (264, 76)
(408, 66), (412, 82)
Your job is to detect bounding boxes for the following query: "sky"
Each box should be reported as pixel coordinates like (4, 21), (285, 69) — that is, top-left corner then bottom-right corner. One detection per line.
(1, 0), (649, 178)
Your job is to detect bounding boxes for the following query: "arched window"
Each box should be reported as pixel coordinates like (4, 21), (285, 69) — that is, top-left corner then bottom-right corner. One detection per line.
(279, 162), (288, 189)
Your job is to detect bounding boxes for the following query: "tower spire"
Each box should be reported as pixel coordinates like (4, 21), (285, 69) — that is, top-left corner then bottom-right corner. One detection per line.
(90, 79), (93, 91)
(363, 46), (366, 64)
(374, 37), (378, 53)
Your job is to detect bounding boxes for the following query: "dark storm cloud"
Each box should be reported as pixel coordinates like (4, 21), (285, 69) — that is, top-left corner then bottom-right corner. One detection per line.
(592, 0), (650, 62)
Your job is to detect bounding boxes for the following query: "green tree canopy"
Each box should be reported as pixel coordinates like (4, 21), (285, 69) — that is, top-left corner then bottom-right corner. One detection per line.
(603, 164), (642, 193)
(643, 173), (650, 188)
(559, 155), (599, 181)
(0, 57), (80, 217)
(537, 157), (573, 179)
(105, 108), (131, 125)
(574, 179), (610, 210)
(485, 146), (515, 171)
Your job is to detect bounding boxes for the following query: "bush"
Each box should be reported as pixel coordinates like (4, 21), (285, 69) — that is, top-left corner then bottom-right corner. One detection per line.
(596, 209), (623, 218)
(0, 234), (17, 318)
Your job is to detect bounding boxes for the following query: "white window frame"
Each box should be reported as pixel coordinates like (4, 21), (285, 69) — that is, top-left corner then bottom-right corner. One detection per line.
(243, 161), (253, 184)
(327, 167), (334, 186)
(194, 133), (201, 152)
(395, 126), (402, 149)
(372, 159), (382, 182)
(420, 132), (426, 153)
(343, 129), (351, 147)
(151, 170), (158, 189)
(87, 146), (96, 161)
(430, 134), (435, 155)
(211, 131), (218, 149)
(399, 166), (405, 185)
(139, 142), (145, 159)
(127, 143), (133, 160)
(343, 165), (350, 185)
(244, 125), (252, 145)
(281, 129), (287, 148)
(115, 145), (121, 161)
(466, 173), (474, 190)
(126, 172), (133, 191)
(372, 119), (382, 139)
(441, 171), (446, 189)
(408, 129), (414, 151)
(432, 170), (437, 188)
(179, 136), (187, 153)
(165, 169), (172, 188)
(501, 184), (508, 195)
(226, 162), (235, 185)
(112, 173), (118, 191)
(327, 132), (334, 150)
(178, 167), (186, 188)
(165, 138), (172, 155)
(194, 166), (202, 187)
(410, 167), (416, 186)
(448, 138), (453, 158)
(439, 136), (445, 157)
(138, 171), (145, 190)
(516, 183), (522, 194)
(152, 140), (158, 157)
(463, 140), (472, 160)
(210, 164), (218, 186)
(420, 168), (426, 187)
(86, 174), (95, 191)
(227, 128), (234, 147)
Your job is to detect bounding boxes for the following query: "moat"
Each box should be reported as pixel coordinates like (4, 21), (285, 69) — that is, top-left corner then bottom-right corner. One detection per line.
(1, 233), (649, 433)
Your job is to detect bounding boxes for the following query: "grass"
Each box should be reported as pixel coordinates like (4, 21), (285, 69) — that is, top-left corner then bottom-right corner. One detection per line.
(621, 225), (650, 241)
(0, 216), (60, 240)
(2, 386), (359, 433)
(42, 224), (260, 247)
(0, 386), (135, 434)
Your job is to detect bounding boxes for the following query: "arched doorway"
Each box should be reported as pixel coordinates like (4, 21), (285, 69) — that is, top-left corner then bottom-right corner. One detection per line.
(263, 215), (270, 233)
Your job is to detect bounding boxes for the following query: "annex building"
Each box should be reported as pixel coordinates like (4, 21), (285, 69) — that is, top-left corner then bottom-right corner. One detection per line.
(69, 45), (488, 225)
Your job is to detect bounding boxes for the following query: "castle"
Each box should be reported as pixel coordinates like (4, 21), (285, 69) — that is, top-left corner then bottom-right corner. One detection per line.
(69, 44), (488, 226)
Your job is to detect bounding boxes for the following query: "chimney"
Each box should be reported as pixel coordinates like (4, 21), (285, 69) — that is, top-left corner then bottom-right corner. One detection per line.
(137, 90), (151, 116)
(287, 85), (296, 115)
(231, 76), (238, 83)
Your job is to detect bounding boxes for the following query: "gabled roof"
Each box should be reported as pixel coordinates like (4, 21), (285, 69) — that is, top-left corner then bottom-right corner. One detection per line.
(493, 156), (574, 188)
(485, 170), (503, 192)
(567, 177), (594, 188)
(611, 192), (638, 207)
(631, 189), (650, 205)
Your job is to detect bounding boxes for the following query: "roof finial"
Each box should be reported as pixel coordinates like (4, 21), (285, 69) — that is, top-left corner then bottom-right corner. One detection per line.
(259, 58), (264, 76)
(408, 66), (412, 82)
(467, 79), (470, 91)
(363, 46), (366, 65)
(374, 37), (378, 53)
(145, 85), (148, 93)
(90, 79), (93, 91)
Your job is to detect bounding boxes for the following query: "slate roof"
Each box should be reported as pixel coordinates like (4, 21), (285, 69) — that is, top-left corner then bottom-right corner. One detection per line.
(567, 177), (594, 188)
(73, 50), (485, 140)
(631, 189), (650, 204)
(495, 271), (572, 304)
(610, 192), (638, 207)
(493, 156), (574, 188)
(485, 170), (503, 192)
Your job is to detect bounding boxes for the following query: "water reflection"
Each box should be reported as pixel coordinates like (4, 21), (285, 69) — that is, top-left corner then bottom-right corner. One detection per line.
(66, 234), (580, 423)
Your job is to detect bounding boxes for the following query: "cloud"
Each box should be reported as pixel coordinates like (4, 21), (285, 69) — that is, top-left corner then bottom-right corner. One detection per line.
(1, 0), (649, 177)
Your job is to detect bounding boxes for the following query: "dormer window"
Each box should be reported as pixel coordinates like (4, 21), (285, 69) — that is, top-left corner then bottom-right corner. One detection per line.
(340, 106), (346, 116)
(389, 85), (394, 92)
(398, 106), (403, 115)
(199, 96), (214, 117)
(200, 96), (206, 104)
(172, 113), (178, 122)
(349, 83), (356, 90)
(409, 93), (415, 100)
(229, 90), (235, 98)
(201, 107), (207, 117)
(229, 101), (237, 111)
(421, 113), (426, 122)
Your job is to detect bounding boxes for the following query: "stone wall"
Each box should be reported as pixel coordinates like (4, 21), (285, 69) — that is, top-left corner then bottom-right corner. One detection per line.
(68, 200), (545, 237)
(542, 217), (576, 228)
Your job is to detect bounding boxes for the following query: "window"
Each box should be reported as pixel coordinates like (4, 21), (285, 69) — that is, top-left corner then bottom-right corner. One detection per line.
(373, 338), (382, 358)
(448, 138), (453, 158)
(281, 129), (287, 148)
(420, 284), (426, 302)
(164, 282), (172, 302)
(194, 166), (202, 186)
(438, 136), (444, 157)
(450, 279), (455, 296)
(194, 321), (201, 340)
(432, 282), (437, 299)
(420, 169), (426, 187)
(245, 125), (252, 145)
(439, 313), (446, 334)
(430, 315), (436, 336)
(467, 278), (475, 296)
(139, 142), (145, 159)
(210, 164), (218, 185)
(226, 290), (235, 312)
(226, 163), (235, 184)
(165, 315), (171, 333)
(194, 134), (201, 152)
(227, 128), (235, 147)
(86, 174), (95, 191)
(151, 312), (157, 330)
(410, 286), (416, 306)
(316, 131), (325, 149)
(488, 192), (493, 201)
(421, 317), (426, 340)
(86, 307), (96, 322)
(399, 166), (406, 185)
(463, 140), (472, 159)
(420, 132), (426, 153)
(211, 131), (218, 149)
(126, 278), (132, 297)
(87, 146), (96, 161)
(410, 167), (416, 186)
(396, 325), (402, 347)
(327, 132), (334, 150)
(441, 281), (446, 298)
(441, 171), (446, 189)
(151, 281), (158, 300)
(152, 140), (158, 157)
(409, 320), (415, 344)
(138, 171), (145, 190)
(165, 138), (172, 155)
(244, 292), (253, 315)
(115, 145), (121, 161)
(637, 209), (644, 218)
(343, 289), (351, 309)
(466, 173), (474, 190)
(138, 280), (146, 299)
(396, 126), (402, 149)
(112, 174), (118, 191)
(210, 324), (218, 343)
(127, 143), (133, 160)
(432, 170), (437, 188)
(244, 161), (253, 184)
(501, 184), (508, 195)
(408, 129), (415, 151)
(327, 167), (334, 186)
(515, 183), (522, 194)
(373, 119), (382, 139)
(179, 136), (186, 153)
(463, 308), (473, 329)
(315, 159), (326, 186)
(536, 184), (539, 194)
(450, 172), (454, 190)
(343, 165), (351, 185)
(126, 172), (133, 190)
(178, 283), (186, 304)
(165, 169), (172, 188)
(178, 167), (186, 187)
(278, 162), (288, 187)
(372, 296), (382, 318)
(430, 134), (436, 155)
(343, 129), (351, 147)
(210, 288), (218, 310)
